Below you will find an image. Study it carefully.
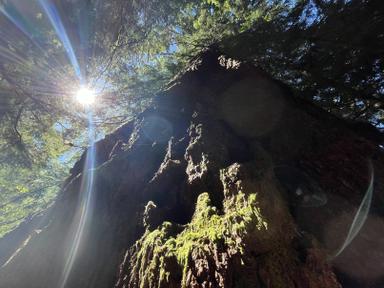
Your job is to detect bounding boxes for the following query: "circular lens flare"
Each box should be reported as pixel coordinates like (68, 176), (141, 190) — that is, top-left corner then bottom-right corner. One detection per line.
(75, 87), (96, 105)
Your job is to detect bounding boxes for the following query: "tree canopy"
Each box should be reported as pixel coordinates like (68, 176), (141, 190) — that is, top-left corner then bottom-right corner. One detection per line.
(0, 0), (383, 236)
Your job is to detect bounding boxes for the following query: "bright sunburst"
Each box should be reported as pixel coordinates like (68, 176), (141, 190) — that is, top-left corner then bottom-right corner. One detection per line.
(75, 87), (96, 105)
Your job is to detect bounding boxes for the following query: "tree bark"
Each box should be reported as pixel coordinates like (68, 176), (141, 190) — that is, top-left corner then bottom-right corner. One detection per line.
(0, 49), (383, 288)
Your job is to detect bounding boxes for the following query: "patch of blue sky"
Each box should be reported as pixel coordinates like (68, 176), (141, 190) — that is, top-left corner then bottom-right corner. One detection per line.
(168, 42), (178, 53)
(58, 147), (81, 166)
(57, 121), (105, 165)
(54, 120), (72, 133)
(299, 0), (321, 26)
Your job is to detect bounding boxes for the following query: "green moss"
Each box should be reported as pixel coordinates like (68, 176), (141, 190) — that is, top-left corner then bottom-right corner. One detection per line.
(133, 191), (268, 288)
(130, 222), (177, 288)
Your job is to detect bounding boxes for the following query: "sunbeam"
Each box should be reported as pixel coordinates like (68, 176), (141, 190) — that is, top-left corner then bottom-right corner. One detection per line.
(0, 4), (40, 47)
(58, 111), (96, 288)
(0, 1), (80, 101)
(0, 1), (64, 71)
(38, 0), (82, 82)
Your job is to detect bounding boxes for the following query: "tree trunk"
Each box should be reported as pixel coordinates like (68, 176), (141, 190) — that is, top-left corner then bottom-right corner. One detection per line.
(0, 49), (383, 288)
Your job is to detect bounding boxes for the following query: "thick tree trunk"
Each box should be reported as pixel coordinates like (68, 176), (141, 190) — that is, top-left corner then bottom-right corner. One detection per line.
(0, 49), (383, 288)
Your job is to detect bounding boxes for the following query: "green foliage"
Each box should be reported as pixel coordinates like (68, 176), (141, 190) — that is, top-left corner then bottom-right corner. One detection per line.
(218, 0), (384, 124)
(0, 161), (67, 237)
(0, 110), (74, 236)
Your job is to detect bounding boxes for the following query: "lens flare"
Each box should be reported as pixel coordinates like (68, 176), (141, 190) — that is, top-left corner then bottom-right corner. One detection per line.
(58, 112), (96, 288)
(38, 0), (82, 81)
(330, 160), (374, 260)
(75, 87), (96, 105)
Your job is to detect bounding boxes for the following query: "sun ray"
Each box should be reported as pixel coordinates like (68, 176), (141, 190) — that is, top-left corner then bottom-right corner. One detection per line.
(58, 112), (96, 288)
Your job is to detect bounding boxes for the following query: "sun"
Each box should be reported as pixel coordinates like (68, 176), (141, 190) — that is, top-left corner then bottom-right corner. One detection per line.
(75, 87), (96, 105)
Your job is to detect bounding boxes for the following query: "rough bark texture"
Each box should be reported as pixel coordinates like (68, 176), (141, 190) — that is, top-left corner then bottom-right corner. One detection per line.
(0, 49), (383, 288)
